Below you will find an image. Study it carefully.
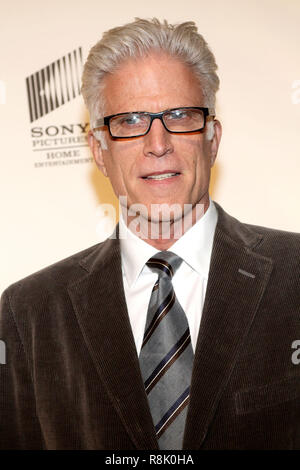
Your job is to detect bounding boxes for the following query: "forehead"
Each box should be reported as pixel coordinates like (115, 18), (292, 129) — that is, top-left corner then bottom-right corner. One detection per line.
(103, 52), (205, 114)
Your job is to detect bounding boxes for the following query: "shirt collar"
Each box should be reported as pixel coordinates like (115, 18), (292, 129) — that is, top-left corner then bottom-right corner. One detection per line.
(119, 216), (158, 287)
(119, 199), (218, 287)
(170, 200), (218, 278)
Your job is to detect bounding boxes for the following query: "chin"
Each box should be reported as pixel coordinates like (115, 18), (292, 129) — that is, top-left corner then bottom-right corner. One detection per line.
(147, 203), (185, 224)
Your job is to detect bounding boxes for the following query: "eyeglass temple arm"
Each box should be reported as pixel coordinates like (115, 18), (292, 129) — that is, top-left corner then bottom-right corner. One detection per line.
(92, 117), (105, 129)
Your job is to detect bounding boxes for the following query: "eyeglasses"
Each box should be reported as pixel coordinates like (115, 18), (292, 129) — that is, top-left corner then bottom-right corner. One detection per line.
(92, 107), (215, 139)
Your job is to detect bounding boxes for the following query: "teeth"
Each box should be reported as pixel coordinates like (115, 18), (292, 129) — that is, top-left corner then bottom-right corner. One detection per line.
(145, 173), (178, 180)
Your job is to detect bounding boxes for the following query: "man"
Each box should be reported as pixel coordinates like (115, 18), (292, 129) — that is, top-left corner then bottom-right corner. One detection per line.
(0, 18), (299, 450)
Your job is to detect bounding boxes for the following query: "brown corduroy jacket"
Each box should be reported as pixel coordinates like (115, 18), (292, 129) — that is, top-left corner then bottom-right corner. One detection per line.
(0, 202), (300, 449)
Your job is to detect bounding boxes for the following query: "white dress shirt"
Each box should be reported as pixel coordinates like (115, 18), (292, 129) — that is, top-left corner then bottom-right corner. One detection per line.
(119, 200), (218, 354)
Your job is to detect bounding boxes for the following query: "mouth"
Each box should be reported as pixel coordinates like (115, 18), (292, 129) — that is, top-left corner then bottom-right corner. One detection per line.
(141, 171), (181, 181)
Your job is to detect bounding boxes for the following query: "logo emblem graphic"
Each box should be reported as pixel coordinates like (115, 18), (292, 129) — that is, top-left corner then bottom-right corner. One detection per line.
(26, 48), (83, 122)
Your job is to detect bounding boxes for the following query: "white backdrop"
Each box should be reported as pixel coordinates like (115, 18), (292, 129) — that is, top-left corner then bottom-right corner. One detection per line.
(1, 0), (299, 294)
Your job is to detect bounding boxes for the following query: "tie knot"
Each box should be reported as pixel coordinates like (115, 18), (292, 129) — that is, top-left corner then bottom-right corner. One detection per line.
(146, 251), (182, 279)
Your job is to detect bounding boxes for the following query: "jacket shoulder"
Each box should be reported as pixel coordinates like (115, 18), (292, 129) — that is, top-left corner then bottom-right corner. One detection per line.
(2, 238), (114, 304)
(243, 222), (300, 259)
(214, 201), (300, 257)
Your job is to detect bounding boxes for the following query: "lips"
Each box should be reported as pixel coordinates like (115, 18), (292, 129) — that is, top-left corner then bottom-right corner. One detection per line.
(141, 171), (181, 180)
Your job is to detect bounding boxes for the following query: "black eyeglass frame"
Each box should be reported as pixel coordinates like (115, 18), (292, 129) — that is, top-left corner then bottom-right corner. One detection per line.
(92, 106), (215, 139)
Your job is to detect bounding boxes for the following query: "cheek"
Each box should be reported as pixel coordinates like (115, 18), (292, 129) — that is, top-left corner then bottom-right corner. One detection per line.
(189, 147), (212, 189)
(104, 152), (134, 194)
(188, 144), (208, 171)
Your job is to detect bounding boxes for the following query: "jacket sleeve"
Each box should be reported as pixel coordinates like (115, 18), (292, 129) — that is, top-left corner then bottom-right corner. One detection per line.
(0, 288), (44, 449)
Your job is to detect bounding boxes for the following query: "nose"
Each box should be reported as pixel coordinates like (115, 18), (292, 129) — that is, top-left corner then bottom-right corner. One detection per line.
(143, 117), (174, 158)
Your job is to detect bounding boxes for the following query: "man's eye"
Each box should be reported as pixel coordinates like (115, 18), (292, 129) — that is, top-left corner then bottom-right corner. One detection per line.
(120, 115), (141, 126)
(169, 110), (188, 120)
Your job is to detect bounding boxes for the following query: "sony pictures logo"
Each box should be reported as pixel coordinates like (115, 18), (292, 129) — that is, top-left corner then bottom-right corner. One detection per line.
(25, 47), (92, 168)
(26, 47), (83, 122)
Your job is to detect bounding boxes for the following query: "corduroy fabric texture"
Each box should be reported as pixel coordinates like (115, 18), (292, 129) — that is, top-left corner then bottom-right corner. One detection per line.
(0, 202), (299, 449)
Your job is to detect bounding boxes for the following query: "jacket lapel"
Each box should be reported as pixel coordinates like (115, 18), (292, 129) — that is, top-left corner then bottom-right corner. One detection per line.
(183, 204), (274, 449)
(67, 236), (158, 449)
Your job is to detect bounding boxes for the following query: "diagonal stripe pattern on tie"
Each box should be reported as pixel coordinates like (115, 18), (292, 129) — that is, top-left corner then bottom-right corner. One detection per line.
(139, 251), (194, 450)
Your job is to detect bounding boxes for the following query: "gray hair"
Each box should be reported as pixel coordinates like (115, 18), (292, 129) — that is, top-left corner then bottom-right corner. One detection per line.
(81, 18), (219, 141)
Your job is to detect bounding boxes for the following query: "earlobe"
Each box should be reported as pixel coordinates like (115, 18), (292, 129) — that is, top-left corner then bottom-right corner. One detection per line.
(88, 130), (108, 177)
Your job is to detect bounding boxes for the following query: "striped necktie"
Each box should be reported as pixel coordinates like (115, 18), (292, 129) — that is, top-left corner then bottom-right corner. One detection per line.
(138, 251), (194, 449)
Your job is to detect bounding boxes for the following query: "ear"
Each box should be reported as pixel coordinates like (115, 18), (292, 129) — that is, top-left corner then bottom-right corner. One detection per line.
(88, 130), (108, 177)
(210, 119), (222, 167)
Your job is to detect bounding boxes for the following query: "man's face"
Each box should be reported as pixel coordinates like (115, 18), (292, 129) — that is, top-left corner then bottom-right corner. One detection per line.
(90, 53), (221, 224)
